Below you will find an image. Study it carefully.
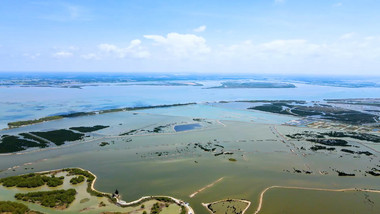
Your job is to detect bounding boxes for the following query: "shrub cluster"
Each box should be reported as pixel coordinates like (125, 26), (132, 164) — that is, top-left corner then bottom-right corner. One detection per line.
(15, 189), (76, 208)
(0, 173), (63, 188)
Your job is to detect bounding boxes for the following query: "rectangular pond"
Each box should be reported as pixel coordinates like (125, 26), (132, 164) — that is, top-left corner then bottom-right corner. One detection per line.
(174, 123), (201, 132)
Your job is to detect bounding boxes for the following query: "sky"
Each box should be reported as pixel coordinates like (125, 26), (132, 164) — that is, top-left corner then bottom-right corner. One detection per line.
(1, 0), (380, 75)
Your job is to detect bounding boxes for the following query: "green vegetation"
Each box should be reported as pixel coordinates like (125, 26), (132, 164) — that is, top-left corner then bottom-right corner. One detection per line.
(69, 125), (109, 133)
(98, 103), (196, 114)
(326, 99), (380, 106)
(31, 129), (84, 145)
(180, 206), (187, 214)
(154, 197), (175, 203)
(7, 116), (63, 128)
(63, 112), (97, 118)
(0, 201), (41, 214)
(120, 129), (138, 136)
(228, 158), (237, 162)
(63, 168), (105, 197)
(207, 200), (249, 214)
(7, 103), (196, 130)
(0, 173), (63, 188)
(15, 189), (76, 208)
(310, 145), (335, 151)
(150, 202), (162, 214)
(99, 142), (110, 147)
(99, 201), (106, 207)
(64, 168), (94, 179)
(44, 175), (64, 187)
(307, 139), (350, 147)
(0, 135), (41, 153)
(326, 131), (380, 143)
(0, 129), (84, 153)
(209, 82), (296, 89)
(249, 102), (377, 125)
(19, 133), (49, 147)
(70, 176), (85, 185)
(287, 131), (380, 144)
(153, 125), (166, 133)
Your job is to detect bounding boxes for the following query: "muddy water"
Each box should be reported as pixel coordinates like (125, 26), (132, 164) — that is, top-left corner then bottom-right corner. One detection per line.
(1, 110), (380, 213)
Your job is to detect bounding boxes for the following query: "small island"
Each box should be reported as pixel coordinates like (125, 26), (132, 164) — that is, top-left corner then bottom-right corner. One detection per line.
(6, 103), (196, 129)
(208, 81), (296, 89)
(202, 199), (251, 214)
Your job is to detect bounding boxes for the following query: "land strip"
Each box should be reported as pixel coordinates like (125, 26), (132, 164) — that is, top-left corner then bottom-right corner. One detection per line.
(189, 177), (224, 198)
(254, 185), (380, 214)
(5, 103), (196, 129)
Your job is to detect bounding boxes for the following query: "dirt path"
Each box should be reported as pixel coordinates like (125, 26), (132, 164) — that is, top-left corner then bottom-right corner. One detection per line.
(189, 177), (224, 198)
(254, 185), (380, 214)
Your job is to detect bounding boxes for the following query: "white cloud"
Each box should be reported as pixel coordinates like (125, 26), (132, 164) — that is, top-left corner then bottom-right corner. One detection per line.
(212, 35), (380, 74)
(16, 32), (380, 75)
(193, 25), (207, 32)
(340, 32), (355, 40)
(144, 32), (211, 58)
(98, 39), (150, 58)
(98, 44), (118, 52)
(216, 39), (324, 63)
(53, 51), (73, 58)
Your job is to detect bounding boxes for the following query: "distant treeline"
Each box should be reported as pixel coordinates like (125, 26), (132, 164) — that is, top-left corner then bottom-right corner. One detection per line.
(7, 103), (196, 128)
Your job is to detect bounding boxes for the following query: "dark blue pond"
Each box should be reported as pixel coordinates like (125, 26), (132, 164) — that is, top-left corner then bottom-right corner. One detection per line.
(174, 123), (201, 132)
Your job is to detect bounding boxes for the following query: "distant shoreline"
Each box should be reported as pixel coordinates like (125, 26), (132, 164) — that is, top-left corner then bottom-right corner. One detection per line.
(4, 102), (197, 130)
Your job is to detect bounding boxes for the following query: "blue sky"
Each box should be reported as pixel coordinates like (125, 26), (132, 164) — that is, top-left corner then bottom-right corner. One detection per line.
(1, 0), (380, 75)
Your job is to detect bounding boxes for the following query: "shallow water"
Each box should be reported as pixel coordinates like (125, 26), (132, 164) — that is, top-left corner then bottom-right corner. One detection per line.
(1, 113), (380, 213)
(1, 86), (380, 214)
(2, 82), (380, 129)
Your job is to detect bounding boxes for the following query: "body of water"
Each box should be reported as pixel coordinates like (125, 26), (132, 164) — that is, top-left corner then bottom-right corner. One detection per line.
(1, 82), (380, 129)
(174, 123), (201, 132)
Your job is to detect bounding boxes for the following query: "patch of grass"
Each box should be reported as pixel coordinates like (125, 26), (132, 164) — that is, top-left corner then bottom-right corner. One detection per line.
(0, 135), (41, 153)
(207, 200), (249, 214)
(7, 116), (63, 128)
(70, 176), (85, 185)
(15, 189), (76, 208)
(19, 133), (50, 147)
(0, 173), (63, 188)
(31, 129), (84, 146)
(69, 125), (109, 133)
(99, 142), (110, 147)
(63, 168), (105, 197)
(0, 201), (41, 214)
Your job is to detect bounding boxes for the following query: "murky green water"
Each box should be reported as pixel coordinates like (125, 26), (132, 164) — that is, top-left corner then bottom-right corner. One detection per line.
(1, 106), (380, 213)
